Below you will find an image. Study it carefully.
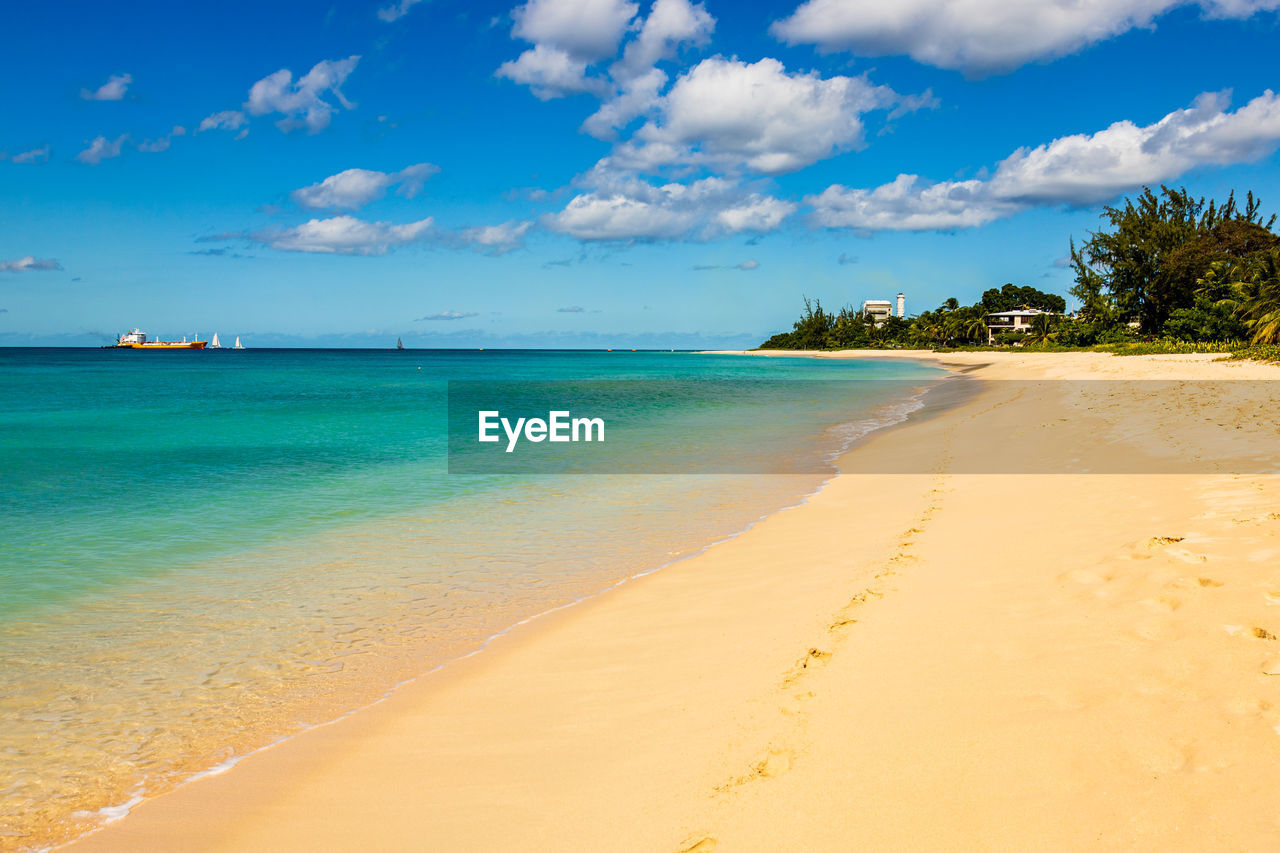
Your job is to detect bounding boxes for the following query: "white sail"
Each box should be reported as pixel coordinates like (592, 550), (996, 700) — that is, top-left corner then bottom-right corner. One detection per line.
(211, 333), (221, 348)
(233, 336), (244, 349)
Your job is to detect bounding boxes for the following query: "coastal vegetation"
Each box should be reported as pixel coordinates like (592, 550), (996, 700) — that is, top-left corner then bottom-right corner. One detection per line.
(759, 185), (1280, 359)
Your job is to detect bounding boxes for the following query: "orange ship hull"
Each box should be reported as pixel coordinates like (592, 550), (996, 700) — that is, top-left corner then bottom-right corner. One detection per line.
(111, 341), (208, 349)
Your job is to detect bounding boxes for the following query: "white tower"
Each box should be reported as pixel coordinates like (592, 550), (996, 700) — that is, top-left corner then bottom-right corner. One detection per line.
(896, 293), (906, 318)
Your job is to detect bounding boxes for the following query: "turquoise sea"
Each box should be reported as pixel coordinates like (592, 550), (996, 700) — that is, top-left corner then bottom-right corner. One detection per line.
(0, 348), (942, 849)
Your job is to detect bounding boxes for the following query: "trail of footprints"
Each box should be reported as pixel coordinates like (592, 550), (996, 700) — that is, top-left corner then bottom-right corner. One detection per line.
(678, 396), (1043, 850)
(710, 472), (952, 801)
(679, 478), (952, 852)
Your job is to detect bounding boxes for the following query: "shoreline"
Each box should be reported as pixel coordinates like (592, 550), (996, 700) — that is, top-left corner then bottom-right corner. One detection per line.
(65, 351), (1280, 851)
(44, 356), (950, 852)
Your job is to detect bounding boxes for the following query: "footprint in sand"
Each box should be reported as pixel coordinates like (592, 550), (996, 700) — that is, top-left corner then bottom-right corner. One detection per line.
(1252, 627), (1277, 640)
(752, 747), (795, 779)
(1060, 566), (1115, 586)
(781, 648), (833, 686)
(1138, 595), (1183, 613)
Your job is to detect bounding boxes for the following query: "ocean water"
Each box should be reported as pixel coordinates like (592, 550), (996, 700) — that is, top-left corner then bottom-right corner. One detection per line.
(0, 348), (943, 849)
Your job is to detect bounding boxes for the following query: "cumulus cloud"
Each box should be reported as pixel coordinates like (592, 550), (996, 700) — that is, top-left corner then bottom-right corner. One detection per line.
(611, 57), (903, 174)
(417, 310), (479, 320)
(6, 145), (50, 164)
(246, 56), (360, 133)
(198, 110), (247, 132)
(615, 0), (714, 80)
(459, 220), (534, 255)
(772, 0), (1280, 76)
(496, 45), (611, 100)
(76, 134), (128, 165)
(511, 0), (639, 61)
(291, 163), (440, 209)
(736, 258), (759, 270)
(545, 174), (795, 241)
(249, 215), (434, 254)
(715, 195), (797, 232)
(500, 0), (715, 106)
(808, 89), (1280, 231)
(581, 68), (668, 138)
(81, 73), (132, 101)
(1, 256), (63, 272)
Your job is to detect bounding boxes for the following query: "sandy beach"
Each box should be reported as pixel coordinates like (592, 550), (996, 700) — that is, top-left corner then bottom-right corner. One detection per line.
(66, 351), (1280, 851)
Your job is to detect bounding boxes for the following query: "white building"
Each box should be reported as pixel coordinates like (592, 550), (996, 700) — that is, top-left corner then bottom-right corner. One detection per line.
(862, 300), (894, 324)
(985, 309), (1052, 343)
(862, 293), (906, 327)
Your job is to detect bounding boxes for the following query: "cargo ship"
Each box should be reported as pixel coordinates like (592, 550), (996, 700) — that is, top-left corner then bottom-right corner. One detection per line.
(104, 329), (207, 349)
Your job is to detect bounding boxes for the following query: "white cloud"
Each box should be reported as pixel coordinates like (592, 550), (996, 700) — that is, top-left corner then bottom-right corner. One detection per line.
(615, 57), (900, 174)
(137, 125), (187, 153)
(615, 0), (714, 80)
(377, 0), (426, 21)
(772, 0), (1280, 75)
(251, 215), (434, 254)
(736, 259), (759, 270)
(547, 191), (697, 240)
(76, 135), (128, 165)
(496, 45), (610, 100)
(808, 89), (1280, 231)
(511, 0), (638, 61)
(545, 175), (795, 241)
(578, 0), (715, 137)
(716, 195), (798, 232)
(9, 145), (50, 164)
(807, 175), (1015, 231)
(246, 56), (360, 133)
(291, 163), (440, 209)
(418, 310), (479, 320)
(80, 73), (132, 101)
(581, 68), (667, 138)
(198, 110), (248, 132)
(459, 220), (534, 255)
(1, 256), (63, 272)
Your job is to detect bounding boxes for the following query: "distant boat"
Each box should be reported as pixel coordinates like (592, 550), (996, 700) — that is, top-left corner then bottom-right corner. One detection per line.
(232, 336), (244, 349)
(103, 328), (207, 350)
(396, 337), (405, 350)
(210, 333), (222, 349)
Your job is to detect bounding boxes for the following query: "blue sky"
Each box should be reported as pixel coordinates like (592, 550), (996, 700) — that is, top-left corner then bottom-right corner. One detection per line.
(2, 0), (1279, 347)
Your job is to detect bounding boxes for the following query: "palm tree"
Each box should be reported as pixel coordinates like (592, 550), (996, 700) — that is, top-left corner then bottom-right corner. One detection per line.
(964, 316), (989, 343)
(1027, 312), (1057, 344)
(1236, 252), (1280, 344)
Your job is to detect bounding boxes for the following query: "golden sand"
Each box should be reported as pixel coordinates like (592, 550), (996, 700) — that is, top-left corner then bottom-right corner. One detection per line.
(67, 352), (1280, 851)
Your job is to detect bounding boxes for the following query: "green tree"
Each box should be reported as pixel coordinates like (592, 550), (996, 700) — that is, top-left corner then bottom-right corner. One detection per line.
(1237, 252), (1280, 344)
(980, 283), (1066, 314)
(1070, 186), (1277, 333)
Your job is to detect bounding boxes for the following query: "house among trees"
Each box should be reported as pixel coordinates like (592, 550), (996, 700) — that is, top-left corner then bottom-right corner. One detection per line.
(984, 308), (1055, 343)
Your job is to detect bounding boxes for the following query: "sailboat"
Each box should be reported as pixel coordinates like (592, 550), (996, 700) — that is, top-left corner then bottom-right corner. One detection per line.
(210, 333), (222, 349)
(232, 336), (244, 349)
(396, 337), (405, 350)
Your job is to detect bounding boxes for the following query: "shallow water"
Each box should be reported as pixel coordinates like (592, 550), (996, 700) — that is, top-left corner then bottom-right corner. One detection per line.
(0, 349), (942, 849)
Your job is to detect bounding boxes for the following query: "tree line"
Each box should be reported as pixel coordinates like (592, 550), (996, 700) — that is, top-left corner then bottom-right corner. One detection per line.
(759, 185), (1280, 350)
